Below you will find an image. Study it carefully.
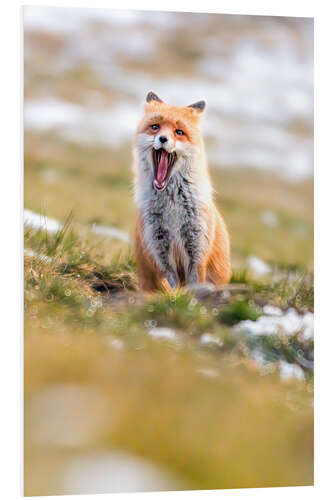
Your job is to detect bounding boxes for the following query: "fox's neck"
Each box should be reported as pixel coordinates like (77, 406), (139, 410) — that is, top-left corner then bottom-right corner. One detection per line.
(134, 149), (213, 210)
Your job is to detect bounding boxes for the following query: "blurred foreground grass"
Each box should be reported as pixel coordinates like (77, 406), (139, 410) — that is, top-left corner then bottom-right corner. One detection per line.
(25, 320), (313, 493)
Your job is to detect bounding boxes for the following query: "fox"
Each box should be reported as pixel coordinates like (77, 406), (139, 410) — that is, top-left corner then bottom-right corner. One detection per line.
(133, 91), (231, 292)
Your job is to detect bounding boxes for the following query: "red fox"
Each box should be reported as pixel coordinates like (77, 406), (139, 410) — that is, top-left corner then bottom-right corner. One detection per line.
(133, 91), (231, 292)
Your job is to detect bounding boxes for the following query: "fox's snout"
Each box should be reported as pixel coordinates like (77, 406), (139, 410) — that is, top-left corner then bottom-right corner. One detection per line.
(153, 133), (175, 152)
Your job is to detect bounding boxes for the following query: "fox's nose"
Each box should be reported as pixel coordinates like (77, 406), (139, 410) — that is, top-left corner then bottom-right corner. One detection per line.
(159, 136), (168, 144)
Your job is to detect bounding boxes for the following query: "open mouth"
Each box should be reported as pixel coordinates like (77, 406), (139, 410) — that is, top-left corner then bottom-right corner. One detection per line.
(152, 149), (177, 191)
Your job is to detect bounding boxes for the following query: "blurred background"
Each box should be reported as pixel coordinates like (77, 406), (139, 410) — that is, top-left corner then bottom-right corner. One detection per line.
(24, 7), (313, 177)
(24, 7), (313, 496)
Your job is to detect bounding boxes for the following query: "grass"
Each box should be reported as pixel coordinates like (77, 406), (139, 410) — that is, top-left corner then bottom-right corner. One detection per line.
(128, 290), (218, 335)
(217, 300), (261, 325)
(231, 268), (314, 311)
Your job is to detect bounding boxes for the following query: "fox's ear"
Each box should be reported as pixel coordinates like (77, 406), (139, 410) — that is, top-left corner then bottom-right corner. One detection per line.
(146, 91), (163, 103)
(187, 100), (206, 113)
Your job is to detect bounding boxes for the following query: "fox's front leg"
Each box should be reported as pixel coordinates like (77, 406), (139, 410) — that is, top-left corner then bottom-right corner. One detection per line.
(150, 225), (178, 289)
(187, 264), (198, 284)
(187, 262), (207, 284)
(182, 224), (206, 285)
(164, 267), (179, 289)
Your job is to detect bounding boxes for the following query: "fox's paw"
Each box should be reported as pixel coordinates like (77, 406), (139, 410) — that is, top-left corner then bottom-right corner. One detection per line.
(165, 270), (178, 289)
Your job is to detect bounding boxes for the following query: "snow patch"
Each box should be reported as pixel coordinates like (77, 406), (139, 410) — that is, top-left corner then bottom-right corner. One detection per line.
(92, 224), (130, 243)
(196, 367), (220, 379)
(247, 255), (272, 276)
(24, 248), (52, 262)
(61, 451), (181, 494)
(147, 327), (177, 341)
(24, 98), (140, 147)
(200, 333), (223, 347)
(233, 307), (313, 339)
(279, 360), (305, 381)
(24, 208), (130, 243)
(24, 208), (61, 233)
(262, 304), (283, 316)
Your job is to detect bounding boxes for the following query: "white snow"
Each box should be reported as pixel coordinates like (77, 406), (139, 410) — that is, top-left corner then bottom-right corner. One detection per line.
(299, 312), (314, 340)
(24, 208), (61, 233)
(23, 6), (141, 33)
(200, 333), (223, 347)
(279, 360), (305, 381)
(196, 367), (220, 379)
(147, 327), (177, 341)
(24, 99), (81, 130)
(24, 99), (140, 147)
(24, 208), (130, 244)
(247, 255), (272, 276)
(233, 307), (314, 339)
(262, 304), (283, 316)
(92, 224), (130, 243)
(24, 248), (52, 262)
(61, 451), (181, 494)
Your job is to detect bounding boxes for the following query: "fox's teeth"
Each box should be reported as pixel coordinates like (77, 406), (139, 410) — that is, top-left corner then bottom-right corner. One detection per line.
(167, 152), (176, 168)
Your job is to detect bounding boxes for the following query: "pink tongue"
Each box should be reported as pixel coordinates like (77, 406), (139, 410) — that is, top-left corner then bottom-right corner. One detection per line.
(156, 150), (169, 184)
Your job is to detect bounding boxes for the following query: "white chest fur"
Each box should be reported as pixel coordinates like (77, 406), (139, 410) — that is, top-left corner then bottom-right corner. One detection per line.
(136, 170), (210, 286)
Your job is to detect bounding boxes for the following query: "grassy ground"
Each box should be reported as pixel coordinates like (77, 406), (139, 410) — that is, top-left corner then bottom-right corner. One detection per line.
(24, 132), (313, 495)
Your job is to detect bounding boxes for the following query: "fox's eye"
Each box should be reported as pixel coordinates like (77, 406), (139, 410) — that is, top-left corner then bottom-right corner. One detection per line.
(151, 124), (160, 131)
(175, 129), (184, 136)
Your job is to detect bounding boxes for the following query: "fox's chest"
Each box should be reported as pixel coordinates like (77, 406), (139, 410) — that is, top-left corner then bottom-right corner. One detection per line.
(142, 177), (207, 279)
(160, 199), (188, 241)
(146, 180), (199, 242)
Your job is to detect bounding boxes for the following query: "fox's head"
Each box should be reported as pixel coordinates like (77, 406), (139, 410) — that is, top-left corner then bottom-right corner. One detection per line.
(135, 91), (206, 192)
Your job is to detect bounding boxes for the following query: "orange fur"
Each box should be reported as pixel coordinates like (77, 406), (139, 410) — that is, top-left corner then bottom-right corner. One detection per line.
(206, 208), (232, 284)
(134, 216), (170, 292)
